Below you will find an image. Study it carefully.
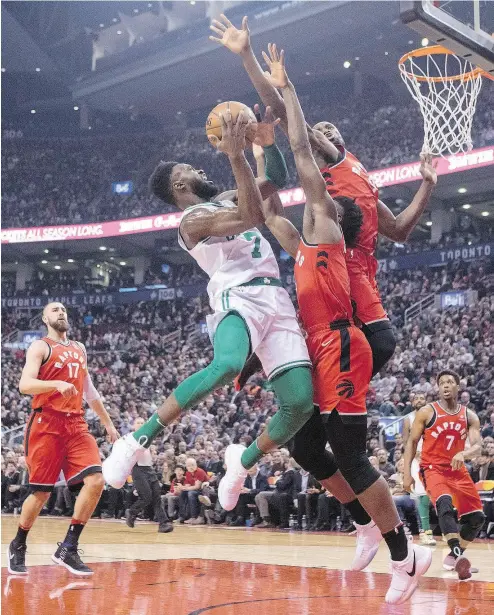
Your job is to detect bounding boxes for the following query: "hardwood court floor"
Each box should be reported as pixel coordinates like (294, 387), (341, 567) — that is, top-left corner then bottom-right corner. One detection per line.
(2, 516), (493, 615)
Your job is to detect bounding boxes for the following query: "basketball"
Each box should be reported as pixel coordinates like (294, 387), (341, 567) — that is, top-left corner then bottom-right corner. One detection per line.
(206, 101), (257, 145)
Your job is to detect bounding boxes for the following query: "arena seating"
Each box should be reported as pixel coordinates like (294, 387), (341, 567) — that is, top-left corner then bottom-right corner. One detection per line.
(2, 254), (493, 531)
(2, 79), (493, 534)
(2, 84), (493, 228)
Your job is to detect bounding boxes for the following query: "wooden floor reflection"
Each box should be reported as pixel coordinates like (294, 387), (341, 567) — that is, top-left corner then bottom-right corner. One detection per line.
(2, 516), (493, 615)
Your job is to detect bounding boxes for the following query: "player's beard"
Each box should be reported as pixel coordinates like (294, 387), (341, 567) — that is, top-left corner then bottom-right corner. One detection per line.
(49, 318), (69, 333)
(191, 177), (219, 201)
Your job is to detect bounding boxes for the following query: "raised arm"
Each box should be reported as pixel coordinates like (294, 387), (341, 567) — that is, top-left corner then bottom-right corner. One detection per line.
(264, 192), (300, 258)
(209, 15), (339, 163)
(210, 16), (287, 129)
(377, 154), (437, 242)
(251, 139), (300, 258)
(182, 110), (264, 246)
(403, 406), (430, 492)
(263, 44), (341, 245)
(19, 340), (76, 398)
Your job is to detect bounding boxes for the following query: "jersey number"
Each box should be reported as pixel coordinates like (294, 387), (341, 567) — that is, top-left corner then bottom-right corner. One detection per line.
(243, 232), (262, 258)
(445, 435), (455, 451)
(67, 363), (80, 379)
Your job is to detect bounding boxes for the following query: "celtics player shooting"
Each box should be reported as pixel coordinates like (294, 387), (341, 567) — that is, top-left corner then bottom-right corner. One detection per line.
(103, 108), (314, 509)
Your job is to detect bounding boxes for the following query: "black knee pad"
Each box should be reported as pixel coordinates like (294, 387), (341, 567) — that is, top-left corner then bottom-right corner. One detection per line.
(321, 410), (378, 494)
(337, 452), (380, 495)
(460, 511), (486, 542)
(288, 407), (340, 481)
(436, 495), (455, 518)
(362, 321), (396, 376)
(435, 495), (458, 535)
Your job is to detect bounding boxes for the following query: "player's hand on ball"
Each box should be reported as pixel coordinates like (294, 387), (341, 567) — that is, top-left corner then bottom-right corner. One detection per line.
(451, 451), (465, 470)
(210, 109), (251, 157)
(57, 381), (77, 398)
(209, 14), (250, 55)
(403, 474), (415, 493)
(252, 104), (281, 148)
(419, 152), (438, 185)
(262, 44), (288, 89)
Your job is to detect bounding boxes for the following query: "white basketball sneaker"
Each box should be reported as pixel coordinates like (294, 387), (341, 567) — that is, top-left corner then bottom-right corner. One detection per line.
(218, 444), (248, 511)
(102, 434), (143, 488)
(350, 521), (382, 571)
(385, 543), (432, 605)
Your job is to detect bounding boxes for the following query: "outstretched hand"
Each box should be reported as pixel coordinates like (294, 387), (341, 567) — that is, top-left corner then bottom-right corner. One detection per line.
(252, 104), (281, 148)
(261, 43), (288, 89)
(208, 109), (251, 157)
(419, 152), (438, 185)
(209, 14), (250, 55)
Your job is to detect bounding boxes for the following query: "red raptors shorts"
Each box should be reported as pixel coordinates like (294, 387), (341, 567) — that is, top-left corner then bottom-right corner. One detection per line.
(346, 250), (387, 325)
(307, 324), (372, 417)
(24, 408), (102, 491)
(420, 465), (483, 518)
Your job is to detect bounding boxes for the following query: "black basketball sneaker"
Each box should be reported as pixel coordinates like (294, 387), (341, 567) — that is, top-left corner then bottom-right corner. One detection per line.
(7, 541), (28, 575)
(51, 543), (93, 576)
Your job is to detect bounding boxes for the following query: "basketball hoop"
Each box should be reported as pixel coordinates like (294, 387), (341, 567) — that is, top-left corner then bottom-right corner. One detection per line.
(399, 45), (493, 157)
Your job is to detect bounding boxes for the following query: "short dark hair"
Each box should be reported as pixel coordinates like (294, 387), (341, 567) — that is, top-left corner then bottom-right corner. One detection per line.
(437, 370), (460, 385)
(148, 161), (179, 204)
(336, 196), (363, 248)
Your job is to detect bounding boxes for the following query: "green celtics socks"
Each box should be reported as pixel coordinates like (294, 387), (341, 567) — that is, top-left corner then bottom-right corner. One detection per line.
(241, 366), (313, 468)
(133, 313), (250, 449)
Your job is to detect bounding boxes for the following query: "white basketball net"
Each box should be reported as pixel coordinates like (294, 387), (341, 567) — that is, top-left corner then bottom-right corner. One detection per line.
(399, 50), (484, 157)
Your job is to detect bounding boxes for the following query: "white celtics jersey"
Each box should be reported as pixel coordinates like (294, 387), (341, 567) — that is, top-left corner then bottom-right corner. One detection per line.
(178, 201), (280, 299)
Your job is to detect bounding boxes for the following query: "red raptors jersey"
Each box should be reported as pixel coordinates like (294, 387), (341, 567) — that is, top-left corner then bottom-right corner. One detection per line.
(421, 402), (469, 468)
(320, 149), (379, 255)
(31, 337), (87, 414)
(294, 237), (353, 331)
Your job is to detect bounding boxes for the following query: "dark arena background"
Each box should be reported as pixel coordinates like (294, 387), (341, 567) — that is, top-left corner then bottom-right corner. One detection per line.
(1, 2), (493, 614)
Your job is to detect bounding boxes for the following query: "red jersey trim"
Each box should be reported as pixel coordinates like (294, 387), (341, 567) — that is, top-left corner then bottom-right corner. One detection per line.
(40, 340), (52, 366)
(45, 336), (71, 347)
(432, 401), (463, 416)
(301, 235), (345, 250)
(74, 340), (87, 358)
(320, 148), (347, 171)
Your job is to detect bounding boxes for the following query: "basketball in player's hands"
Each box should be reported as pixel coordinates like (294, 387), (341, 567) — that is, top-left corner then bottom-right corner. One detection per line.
(206, 101), (257, 146)
(209, 108), (252, 156)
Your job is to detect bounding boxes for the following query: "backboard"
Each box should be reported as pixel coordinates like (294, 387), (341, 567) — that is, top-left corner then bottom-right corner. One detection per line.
(400, 1), (494, 78)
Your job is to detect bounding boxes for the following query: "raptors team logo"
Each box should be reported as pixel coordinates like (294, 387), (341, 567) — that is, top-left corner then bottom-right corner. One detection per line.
(337, 379), (355, 398)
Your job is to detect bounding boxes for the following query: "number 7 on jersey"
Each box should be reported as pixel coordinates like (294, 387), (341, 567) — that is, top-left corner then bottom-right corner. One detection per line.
(243, 231), (262, 259)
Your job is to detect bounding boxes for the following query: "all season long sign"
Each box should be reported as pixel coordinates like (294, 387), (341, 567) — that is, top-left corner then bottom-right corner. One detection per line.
(2, 146), (493, 244)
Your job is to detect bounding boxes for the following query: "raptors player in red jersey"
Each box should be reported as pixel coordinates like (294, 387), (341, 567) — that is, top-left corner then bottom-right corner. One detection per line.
(7, 302), (119, 577)
(257, 43), (431, 605)
(211, 13), (437, 376)
(404, 370), (485, 581)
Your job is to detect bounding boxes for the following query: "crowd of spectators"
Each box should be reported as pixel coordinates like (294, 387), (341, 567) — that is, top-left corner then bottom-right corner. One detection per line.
(3, 220), (492, 300)
(2, 255), (494, 535)
(1, 262), (208, 299)
(2, 79), (493, 536)
(2, 83), (493, 229)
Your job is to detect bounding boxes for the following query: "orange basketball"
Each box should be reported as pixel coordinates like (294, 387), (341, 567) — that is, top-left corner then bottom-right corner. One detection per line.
(205, 101), (257, 145)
